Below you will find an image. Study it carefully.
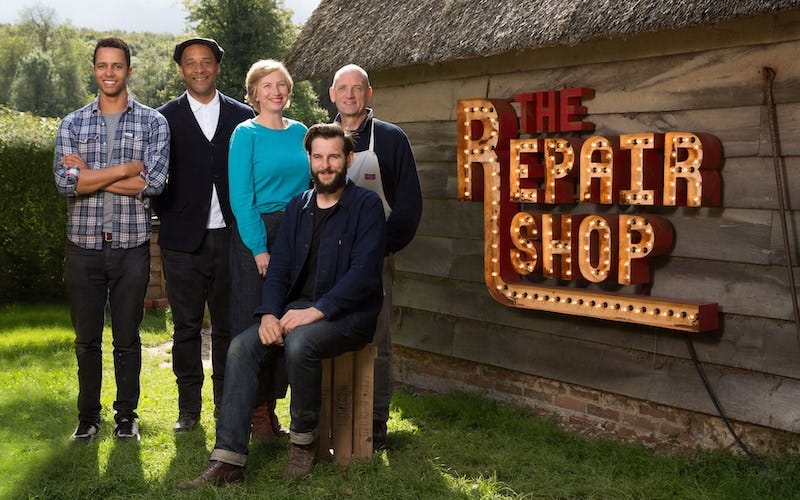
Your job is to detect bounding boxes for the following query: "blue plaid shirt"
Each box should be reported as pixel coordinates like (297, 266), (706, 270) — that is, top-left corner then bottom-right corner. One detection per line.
(54, 95), (170, 249)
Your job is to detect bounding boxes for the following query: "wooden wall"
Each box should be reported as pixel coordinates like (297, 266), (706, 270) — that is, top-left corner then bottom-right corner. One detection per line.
(370, 12), (800, 434)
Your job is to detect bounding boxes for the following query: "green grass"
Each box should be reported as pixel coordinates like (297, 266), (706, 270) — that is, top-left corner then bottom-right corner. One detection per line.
(1, 303), (799, 499)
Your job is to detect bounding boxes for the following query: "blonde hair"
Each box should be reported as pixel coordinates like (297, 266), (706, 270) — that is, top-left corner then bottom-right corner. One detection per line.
(244, 59), (293, 114)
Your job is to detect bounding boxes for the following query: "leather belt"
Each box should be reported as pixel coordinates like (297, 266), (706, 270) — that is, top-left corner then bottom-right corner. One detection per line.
(102, 232), (113, 242)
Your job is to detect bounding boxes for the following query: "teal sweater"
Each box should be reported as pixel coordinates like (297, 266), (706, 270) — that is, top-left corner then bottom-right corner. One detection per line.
(228, 118), (310, 255)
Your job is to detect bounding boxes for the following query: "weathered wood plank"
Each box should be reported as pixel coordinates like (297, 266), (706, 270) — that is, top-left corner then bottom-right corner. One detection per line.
(372, 78), (487, 123)
(416, 161), (455, 200)
(374, 40), (800, 123)
(375, 18), (800, 439)
(417, 199), (483, 240)
(395, 261), (800, 339)
(394, 305), (800, 381)
(414, 147), (800, 213)
(489, 41), (800, 115)
(452, 317), (800, 433)
(759, 101), (800, 157)
(396, 235), (484, 283)
(663, 207), (773, 265)
(413, 201), (786, 267)
(769, 210), (800, 267)
(650, 257), (799, 321)
(393, 308), (800, 432)
(401, 104), (793, 168)
(372, 12), (800, 90)
(722, 156), (800, 211)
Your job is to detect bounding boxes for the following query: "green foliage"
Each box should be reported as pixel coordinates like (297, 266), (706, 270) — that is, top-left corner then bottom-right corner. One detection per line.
(286, 80), (331, 125)
(186, 0), (328, 125)
(0, 28), (35, 104)
(0, 3), (327, 122)
(0, 106), (64, 303)
(0, 23), (187, 115)
(4, 7), (94, 117)
(9, 49), (63, 118)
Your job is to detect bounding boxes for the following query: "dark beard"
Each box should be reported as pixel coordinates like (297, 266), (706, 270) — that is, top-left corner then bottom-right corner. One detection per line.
(314, 169), (347, 194)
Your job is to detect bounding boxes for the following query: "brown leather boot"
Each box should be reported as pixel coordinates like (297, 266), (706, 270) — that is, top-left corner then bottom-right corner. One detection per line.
(177, 460), (244, 489)
(250, 403), (278, 443)
(283, 441), (317, 480)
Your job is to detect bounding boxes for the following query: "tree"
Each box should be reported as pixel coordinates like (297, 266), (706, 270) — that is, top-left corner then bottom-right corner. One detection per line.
(0, 27), (35, 104)
(9, 49), (62, 117)
(19, 4), (58, 52)
(51, 27), (92, 113)
(128, 34), (185, 108)
(185, 0), (327, 125)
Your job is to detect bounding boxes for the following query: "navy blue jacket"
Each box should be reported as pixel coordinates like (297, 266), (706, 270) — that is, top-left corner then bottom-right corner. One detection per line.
(153, 91), (254, 252)
(254, 180), (387, 342)
(335, 109), (422, 254)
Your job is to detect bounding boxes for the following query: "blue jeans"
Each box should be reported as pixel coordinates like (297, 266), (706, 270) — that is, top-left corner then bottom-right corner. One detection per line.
(211, 299), (365, 465)
(64, 241), (149, 423)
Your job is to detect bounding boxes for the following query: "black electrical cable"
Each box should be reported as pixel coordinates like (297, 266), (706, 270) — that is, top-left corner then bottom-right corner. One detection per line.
(678, 65), (799, 474)
(685, 336), (765, 468)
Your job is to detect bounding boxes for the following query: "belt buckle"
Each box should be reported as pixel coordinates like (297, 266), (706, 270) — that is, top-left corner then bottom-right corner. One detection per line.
(103, 232), (113, 242)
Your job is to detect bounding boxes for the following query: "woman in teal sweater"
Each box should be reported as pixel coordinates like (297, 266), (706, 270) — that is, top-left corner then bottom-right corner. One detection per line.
(228, 59), (310, 441)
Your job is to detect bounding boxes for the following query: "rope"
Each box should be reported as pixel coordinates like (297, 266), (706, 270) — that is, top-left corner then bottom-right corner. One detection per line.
(762, 66), (800, 349)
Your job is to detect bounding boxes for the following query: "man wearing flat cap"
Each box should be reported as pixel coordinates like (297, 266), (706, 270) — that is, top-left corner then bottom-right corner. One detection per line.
(154, 37), (254, 432)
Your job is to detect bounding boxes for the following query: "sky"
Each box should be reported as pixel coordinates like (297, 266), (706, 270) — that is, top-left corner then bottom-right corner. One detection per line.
(0, 0), (321, 33)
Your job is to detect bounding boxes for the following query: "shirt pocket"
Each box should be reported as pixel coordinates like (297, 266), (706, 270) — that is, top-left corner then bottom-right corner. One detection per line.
(76, 135), (102, 167)
(119, 132), (148, 163)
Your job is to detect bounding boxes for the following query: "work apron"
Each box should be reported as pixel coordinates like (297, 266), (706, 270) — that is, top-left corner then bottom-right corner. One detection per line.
(347, 121), (392, 220)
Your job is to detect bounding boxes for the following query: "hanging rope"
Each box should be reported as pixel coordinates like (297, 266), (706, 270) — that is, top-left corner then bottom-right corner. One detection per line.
(762, 66), (800, 349)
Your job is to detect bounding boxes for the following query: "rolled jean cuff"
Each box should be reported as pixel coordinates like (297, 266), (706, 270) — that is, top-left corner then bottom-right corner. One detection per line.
(210, 448), (247, 467)
(290, 429), (318, 446)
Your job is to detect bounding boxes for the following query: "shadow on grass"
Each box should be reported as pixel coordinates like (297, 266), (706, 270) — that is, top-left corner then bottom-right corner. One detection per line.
(0, 336), (73, 363)
(159, 425), (213, 487)
(0, 302), (73, 330)
(1, 391), (101, 500)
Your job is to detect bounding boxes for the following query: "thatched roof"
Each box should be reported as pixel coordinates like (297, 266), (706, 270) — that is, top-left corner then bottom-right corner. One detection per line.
(285, 0), (800, 80)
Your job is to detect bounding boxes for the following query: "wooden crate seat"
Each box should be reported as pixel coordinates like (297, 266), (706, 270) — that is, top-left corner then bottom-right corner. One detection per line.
(317, 343), (376, 464)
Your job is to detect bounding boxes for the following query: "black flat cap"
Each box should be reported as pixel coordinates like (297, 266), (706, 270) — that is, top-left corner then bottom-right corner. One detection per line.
(173, 37), (224, 64)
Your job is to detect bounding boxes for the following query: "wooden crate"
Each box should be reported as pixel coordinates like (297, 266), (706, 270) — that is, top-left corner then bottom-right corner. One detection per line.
(318, 343), (375, 464)
(145, 221), (168, 309)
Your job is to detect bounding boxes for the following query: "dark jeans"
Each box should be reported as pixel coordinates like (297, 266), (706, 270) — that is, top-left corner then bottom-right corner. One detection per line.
(210, 299), (365, 465)
(64, 241), (149, 424)
(373, 255), (395, 423)
(229, 213), (287, 402)
(162, 227), (231, 413)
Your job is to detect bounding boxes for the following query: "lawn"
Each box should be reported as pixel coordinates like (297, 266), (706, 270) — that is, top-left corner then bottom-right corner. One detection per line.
(1, 303), (799, 499)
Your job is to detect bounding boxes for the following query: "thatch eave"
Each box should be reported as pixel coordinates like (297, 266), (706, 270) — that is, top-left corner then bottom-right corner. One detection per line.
(285, 0), (800, 81)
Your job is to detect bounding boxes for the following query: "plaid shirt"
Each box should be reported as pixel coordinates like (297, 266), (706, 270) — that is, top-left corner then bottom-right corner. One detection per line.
(54, 95), (170, 249)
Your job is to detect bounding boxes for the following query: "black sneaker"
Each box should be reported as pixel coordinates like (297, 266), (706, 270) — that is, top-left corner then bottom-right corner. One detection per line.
(114, 417), (140, 441)
(173, 411), (200, 432)
(70, 421), (99, 441)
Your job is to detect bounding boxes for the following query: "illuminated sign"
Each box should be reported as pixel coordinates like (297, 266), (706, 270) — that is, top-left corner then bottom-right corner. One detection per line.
(457, 89), (721, 332)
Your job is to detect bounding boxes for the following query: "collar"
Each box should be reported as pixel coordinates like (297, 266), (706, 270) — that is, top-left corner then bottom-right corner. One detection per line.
(334, 108), (374, 134)
(302, 179), (357, 211)
(186, 90), (220, 112)
(90, 94), (135, 115)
